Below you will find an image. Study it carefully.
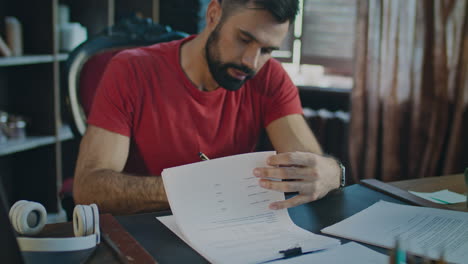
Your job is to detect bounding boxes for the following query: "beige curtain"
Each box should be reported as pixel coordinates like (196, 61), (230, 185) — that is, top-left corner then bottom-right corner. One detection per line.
(350, 0), (468, 182)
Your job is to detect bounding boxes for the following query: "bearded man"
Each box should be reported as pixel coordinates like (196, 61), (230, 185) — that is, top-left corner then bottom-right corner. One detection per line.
(73, 0), (343, 214)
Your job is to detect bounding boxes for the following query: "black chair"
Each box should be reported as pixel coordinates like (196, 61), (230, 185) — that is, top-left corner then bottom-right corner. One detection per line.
(64, 16), (188, 136)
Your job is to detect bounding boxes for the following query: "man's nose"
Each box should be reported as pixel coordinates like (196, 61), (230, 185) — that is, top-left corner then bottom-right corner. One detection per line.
(241, 47), (260, 71)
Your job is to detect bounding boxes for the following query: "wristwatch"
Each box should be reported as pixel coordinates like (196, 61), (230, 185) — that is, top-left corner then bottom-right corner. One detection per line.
(337, 160), (346, 188)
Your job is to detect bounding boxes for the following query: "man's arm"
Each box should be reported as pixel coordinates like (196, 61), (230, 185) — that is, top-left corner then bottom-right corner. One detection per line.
(254, 114), (341, 209)
(73, 125), (169, 214)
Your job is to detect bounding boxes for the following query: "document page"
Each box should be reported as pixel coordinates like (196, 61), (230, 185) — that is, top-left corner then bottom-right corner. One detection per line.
(161, 152), (340, 264)
(322, 200), (468, 264)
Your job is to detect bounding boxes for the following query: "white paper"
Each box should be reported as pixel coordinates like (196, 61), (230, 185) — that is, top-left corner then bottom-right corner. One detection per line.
(409, 189), (466, 204)
(162, 152), (340, 264)
(270, 242), (388, 264)
(322, 200), (468, 264)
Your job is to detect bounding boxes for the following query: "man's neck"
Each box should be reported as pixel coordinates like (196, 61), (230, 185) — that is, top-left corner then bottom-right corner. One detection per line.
(180, 34), (219, 92)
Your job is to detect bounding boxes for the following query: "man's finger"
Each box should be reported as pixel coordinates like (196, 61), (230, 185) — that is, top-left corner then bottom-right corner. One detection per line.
(259, 179), (304, 192)
(254, 167), (314, 180)
(269, 195), (313, 210)
(268, 152), (318, 167)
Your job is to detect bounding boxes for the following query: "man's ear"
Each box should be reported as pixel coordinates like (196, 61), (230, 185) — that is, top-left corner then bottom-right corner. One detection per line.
(206, 0), (222, 29)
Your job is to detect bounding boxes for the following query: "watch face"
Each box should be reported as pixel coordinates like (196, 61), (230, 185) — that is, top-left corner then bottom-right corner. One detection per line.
(339, 162), (346, 187)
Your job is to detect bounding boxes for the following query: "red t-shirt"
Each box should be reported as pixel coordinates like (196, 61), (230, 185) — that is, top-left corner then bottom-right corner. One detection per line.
(88, 36), (303, 175)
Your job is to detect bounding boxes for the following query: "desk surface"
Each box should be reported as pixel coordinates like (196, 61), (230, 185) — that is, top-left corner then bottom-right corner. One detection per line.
(115, 184), (405, 263)
(40, 175), (466, 263)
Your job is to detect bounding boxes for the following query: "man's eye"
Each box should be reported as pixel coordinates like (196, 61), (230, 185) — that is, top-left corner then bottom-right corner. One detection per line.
(261, 48), (273, 54)
(240, 37), (251, 43)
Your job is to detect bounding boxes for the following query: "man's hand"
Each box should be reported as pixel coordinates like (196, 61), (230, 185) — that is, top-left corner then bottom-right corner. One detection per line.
(253, 152), (341, 210)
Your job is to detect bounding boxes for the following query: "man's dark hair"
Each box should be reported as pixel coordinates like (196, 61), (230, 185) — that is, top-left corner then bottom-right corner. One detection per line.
(219, 0), (299, 23)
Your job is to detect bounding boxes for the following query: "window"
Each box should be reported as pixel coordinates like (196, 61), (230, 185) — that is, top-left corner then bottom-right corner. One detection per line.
(274, 0), (357, 89)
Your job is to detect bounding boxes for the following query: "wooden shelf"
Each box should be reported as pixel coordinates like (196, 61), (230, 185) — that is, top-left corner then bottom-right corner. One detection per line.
(0, 54), (68, 67)
(0, 125), (74, 156)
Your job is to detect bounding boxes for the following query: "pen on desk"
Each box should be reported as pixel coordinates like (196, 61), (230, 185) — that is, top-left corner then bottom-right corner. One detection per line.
(199, 152), (210, 161)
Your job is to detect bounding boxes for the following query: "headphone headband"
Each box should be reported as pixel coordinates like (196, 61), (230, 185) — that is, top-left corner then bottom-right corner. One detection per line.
(9, 200), (100, 253)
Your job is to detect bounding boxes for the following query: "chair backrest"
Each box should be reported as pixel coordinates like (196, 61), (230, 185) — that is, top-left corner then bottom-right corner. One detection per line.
(64, 16), (188, 136)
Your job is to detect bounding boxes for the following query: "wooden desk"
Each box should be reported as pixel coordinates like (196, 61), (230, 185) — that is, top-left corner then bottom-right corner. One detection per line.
(388, 174), (467, 212)
(36, 222), (123, 264)
(36, 185), (404, 263)
(35, 214), (156, 263)
(37, 178), (467, 263)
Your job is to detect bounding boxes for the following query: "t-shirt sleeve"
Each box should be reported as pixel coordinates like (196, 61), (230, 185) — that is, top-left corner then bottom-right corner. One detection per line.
(259, 59), (303, 127)
(87, 53), (138, 137)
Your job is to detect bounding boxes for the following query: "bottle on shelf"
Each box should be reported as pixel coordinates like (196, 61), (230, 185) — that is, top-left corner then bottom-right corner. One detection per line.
(0, 111), (8, 143)
(0, 111), (27, 143)
(0, 35), (12, 57)
(5, 16), (23, 56)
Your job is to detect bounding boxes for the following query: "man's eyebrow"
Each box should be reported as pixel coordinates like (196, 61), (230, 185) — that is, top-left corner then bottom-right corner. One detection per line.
(239, 29), (280, 50)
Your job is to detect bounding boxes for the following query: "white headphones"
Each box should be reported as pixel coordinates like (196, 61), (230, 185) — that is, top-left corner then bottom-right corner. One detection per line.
(9, 200), (100, 252)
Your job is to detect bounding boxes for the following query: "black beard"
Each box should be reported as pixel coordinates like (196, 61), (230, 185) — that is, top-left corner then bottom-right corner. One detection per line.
(205, 25), (255, 91)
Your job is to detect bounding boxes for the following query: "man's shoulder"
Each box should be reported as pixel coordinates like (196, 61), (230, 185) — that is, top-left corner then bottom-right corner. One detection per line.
(247, 58), (290, 93)
(259, 58), (284, 74)
(111, 37), (185, 65)
(251, 58), (286, 82)
(141, 37), (185, 56)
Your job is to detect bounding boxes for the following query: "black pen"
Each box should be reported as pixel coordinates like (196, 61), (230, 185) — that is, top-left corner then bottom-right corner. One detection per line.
(198, 152), (210, 161)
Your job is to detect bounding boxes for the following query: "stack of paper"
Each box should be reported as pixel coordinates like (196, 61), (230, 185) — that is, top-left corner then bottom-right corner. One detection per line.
(322, 200), (468, 264)
(161, 152), (340, 264)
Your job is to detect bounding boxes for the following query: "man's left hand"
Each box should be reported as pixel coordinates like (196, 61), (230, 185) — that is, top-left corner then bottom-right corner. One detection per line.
(253, 152), (341, 210)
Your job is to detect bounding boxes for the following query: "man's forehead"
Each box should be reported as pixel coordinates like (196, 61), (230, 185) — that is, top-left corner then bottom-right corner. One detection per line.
(237, 28), (282, 50)
(223, 8), (290, 46)
(224, 4), (291, 26)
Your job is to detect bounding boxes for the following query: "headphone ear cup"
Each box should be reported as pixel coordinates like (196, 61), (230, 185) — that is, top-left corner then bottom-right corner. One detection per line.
(13, 202), (28, 234)
(82, 205), (93, 236)
(9, 200), (47, 235)
(9, 200), (27, 221)
(73, 204), (100, 244)
(73, 205), (85, 237)
(90, 204), (100, 243)
(9, 200), (27, 233)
